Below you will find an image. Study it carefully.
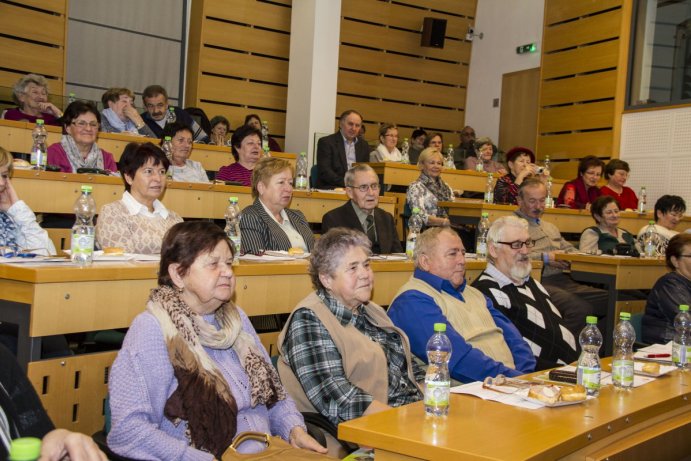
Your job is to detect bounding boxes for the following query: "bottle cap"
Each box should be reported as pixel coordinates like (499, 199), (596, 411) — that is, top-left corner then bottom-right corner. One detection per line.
(481, 212), (489, 218)
(36, 119), (44, 125)
(9, 437), (41, 460)
(169, 107), (174, 111)
(619, 312), (631, 320)
(300, 151), (306, 156)
(164, 136), (172, 141)
(403, 137), (408, 141)
(649, 220), (655, 225)
(80, 185), (93, 193)
(680, 305), (689, 312)
(433, 323), (446, 332)
(412, 207), (421, 214)
(229, 196), (238, 203)
(586, 316), (597, 325)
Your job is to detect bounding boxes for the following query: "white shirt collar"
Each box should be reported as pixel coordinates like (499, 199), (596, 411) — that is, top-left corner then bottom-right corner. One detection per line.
(258, 198), (288, 224)
(122, 191), (169, 218)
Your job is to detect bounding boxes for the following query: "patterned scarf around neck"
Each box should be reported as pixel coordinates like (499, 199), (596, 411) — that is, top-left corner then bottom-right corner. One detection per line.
(60, 134), (104, 172)
(0, 212), (18, 249)
(101, 108), (138, 134)
(419, 171), (453, 216)
(147, 285), (286, 458)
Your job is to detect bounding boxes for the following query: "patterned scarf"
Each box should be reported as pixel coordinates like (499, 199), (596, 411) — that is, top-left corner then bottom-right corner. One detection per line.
(102, 108), (138, 134)
(147, 285), (286, 458)
(60, 135), (104, 172)
(0, 213), (18, 249)
(419, 171), (453, 217)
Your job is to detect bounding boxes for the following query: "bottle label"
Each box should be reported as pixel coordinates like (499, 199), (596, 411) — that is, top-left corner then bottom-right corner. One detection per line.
(295, 175), (308, 189)
(612, 359), (634, 386)
(672, 344), (690, 365)
(424, 380), (450, 407)
(229, 236), (241, 256)
(71, 233), (94, 256)
(406, 238), (415, 259)
(476, 241), (487, 257)
(578, 366), (600, 392)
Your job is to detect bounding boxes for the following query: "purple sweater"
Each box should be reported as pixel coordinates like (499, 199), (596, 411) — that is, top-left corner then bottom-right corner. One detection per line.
(108, 308), (305, 460)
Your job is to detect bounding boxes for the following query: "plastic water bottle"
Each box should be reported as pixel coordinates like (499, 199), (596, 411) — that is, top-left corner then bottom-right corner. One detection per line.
(612, 312), (635, 389)
(71, 185), (96, 267)
(545, 176), (554, 208)
(484, 173), (494, 203)
(225, 197), (242, 260)
(406, 207), (422, 259)
(400, 137), (410, 164)
(424, 323), (452, 416)
(68, 92), (76, 104)
(672, 304), (691, 370)
(543, 154), (551, 174)
(444, 144), (456, 169)
(30, 119), (47, 170)
(9, 437), (41, 461)
(166, 107), (176, 123)
(295, 152), (309, 190)
(475, 159), (484, 172)
(162, 136), (173, 161)
(643, 220), (657, 258)
(637, 186), (647, 213)
(261, 120), (270, 154)
(476, 212), (490, 259)
(577, 316), (602, 396)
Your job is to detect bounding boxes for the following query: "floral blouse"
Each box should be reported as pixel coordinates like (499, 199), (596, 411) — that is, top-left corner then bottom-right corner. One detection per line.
(406, 173), (453, 224)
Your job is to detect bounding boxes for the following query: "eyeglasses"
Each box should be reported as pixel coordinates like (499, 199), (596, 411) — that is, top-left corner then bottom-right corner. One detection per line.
(496, 239), (535, 249)
(348, 183), (380, 192)
(678, 254), (691, 258)
(72, 121), (99, 129)
(384, 134), (399, 138)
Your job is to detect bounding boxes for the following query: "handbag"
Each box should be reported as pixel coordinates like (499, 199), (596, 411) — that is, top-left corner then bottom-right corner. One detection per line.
(222, 431), (331, 460)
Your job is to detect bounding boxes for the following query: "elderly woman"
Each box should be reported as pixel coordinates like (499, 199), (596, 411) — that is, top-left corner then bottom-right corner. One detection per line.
(239, 157), (314, 254)
(99, 87), (155, 137)
(209, 115), (231, 146)
(600, 159), (638, 210)
(407, 147), (453, 227)
(96, 142), (182, 254)
(643, 233), (691, 344)
(424, 132), (443, 151)
(163, 122), (209, 183)
(108, 221), (325, 460)
(278, 228), (423, 455)
(370, 123), (402, 162)
(637, 195), (687, 254)
(216, 125), (262, 185)
(494, 147), (547, 205)
(556, 155), (604, 209)
(0, 146), (56, 255)
(464, 137), (506, 174)
(2, 74), (62, 125)
(46, 101), (118, 174)
(579, 195), (637, 254)
(245, 114), (282, 152)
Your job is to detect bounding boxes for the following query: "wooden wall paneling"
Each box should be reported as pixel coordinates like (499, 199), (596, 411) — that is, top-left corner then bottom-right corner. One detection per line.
(539, 101), (615, 133)
(541, 40), (620, 79)
(544, 0), (622, 25)
(184, 0), (205, 105)
(16, 0), (66, 14)
(403, 0), (476, 18)
(200, 47), (289, 85)
(0, 37), (64, 82)
(205, 0), (291, 32)
(543, 9), (622, 53)
(0, 70), (27, 90)
(337, 96), (463, 132)
(537, 131), (614, 160)
(198, 102), (286, 137)
(203, 19), (290, 59)
(541, 70), (617, 106)
(339, 46), (467, 87)
(337, 70), (466, 108)
(610, 0), (634, 159)
(499, 68), (540, 152)
(0, 3), (65, 45)
(199, 75), (287, 110)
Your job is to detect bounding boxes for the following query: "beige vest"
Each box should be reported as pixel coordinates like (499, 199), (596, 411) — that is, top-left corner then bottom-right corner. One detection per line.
(277, 292), (420, 414)
(394, 276), (515, 368)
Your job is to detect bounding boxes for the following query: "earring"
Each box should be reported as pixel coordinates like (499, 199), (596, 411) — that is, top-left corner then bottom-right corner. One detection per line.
(176, 285), (184, 294)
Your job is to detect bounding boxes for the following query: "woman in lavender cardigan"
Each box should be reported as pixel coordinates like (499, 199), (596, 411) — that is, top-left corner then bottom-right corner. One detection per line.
(107, 222), (326, 460)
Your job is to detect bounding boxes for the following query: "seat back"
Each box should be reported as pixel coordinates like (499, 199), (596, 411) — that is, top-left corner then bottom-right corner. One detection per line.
(184, 107), (212, 137)
(310, 164), (319, 189)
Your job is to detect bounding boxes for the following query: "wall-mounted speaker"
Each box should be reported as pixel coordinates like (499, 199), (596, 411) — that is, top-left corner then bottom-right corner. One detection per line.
(421, 17), (447, 48)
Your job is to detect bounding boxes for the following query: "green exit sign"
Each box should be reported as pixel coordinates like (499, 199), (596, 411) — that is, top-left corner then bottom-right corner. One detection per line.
(516, 43), (537, 54)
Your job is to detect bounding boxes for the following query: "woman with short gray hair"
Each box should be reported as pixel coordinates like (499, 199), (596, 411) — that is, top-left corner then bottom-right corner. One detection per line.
(277, 227), (422, 456)
(3, 73), (62, 125)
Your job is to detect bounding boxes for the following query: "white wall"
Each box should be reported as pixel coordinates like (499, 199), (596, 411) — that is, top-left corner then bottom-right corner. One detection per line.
(465, 0), (544, 143)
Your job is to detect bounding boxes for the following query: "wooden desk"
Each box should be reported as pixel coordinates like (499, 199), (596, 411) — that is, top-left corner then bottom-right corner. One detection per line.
(442, 200), (691, 234)
(555, 254), (668, 355)
(10, 169), (396, 222)
(0, 258), (515, 434)
(339, 362), (691, 460)
(0, 119), (296, 172)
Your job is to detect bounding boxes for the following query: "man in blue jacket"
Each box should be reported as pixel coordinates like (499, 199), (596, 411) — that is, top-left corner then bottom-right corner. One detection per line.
(388, 227), (535, 383)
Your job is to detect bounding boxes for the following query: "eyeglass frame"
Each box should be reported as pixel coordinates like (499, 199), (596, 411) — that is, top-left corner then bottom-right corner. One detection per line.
(347, 183), (381, 193)
(71, 120), (99, 129)
(495, 239), (536, 250)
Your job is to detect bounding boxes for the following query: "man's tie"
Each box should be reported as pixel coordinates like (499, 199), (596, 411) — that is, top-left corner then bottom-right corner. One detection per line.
(365, 214), (376, 245)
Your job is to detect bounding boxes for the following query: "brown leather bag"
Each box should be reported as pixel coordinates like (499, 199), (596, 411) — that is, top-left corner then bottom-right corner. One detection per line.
(222, 431), (331, 460)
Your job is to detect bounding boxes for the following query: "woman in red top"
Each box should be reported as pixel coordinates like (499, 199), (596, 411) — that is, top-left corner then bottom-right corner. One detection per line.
(600, 159), (638, 210)
(556, 155), (604, 209)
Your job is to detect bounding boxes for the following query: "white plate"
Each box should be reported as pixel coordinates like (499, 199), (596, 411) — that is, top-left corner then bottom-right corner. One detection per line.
(264, 250), (310, 259)
(516, 387), (590, 407)
(634, 361), (677, 377)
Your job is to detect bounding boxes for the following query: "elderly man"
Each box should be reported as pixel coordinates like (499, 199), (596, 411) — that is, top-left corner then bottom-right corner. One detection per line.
(321, 164), (402, 254)
(453, 125), (476, 168)
(315, 110), (370, 189)
(140, 85), (207, 142)
(472, 216), (579, 369)
(388, 227), (535, 383)
(515, 178), (608, 335)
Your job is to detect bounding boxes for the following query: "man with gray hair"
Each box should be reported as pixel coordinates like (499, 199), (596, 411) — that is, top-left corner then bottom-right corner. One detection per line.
(472, 216), (579, 369)
(321, 164), (402, 254)
(388, 227), (535, 383)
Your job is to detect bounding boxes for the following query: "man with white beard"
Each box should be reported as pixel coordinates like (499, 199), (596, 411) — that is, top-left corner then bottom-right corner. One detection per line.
(472, 216), (579, 370)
